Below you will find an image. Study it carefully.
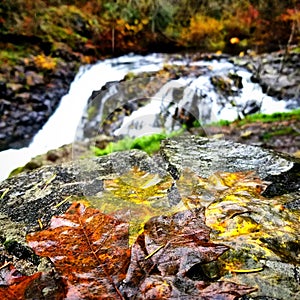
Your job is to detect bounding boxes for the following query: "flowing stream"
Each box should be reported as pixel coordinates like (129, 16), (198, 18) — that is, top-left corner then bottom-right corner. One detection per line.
(113, 59), (291, 138)
(0, 53), (294, 181)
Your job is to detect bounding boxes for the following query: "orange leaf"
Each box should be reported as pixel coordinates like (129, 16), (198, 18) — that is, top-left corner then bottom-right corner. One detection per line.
(0, 264), (41, 300)
(27, 202), (130, 299)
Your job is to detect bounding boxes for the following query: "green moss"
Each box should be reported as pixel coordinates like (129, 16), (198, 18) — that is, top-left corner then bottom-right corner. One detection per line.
(87, 106), (97, 121)
(37, 5), (93, 50)
(92, 130), (183, 156)
(0, 50), (22, 64)
(239, 109), (300, 125)
(9, 160), (42, 178)
(8, 166), (25, 178)
(208, 109), (300, 127)
(130, 133), (168, 154)
(208, 119), (232, 127)
(0, 45), (29, 65)
(262, 127), (296, 141)
(291, 46), (300, 54)
(92, 134), (165, 156)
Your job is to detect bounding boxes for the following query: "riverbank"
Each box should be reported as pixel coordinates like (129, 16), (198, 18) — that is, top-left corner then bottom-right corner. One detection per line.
(8, 108), (300, 178)
(0, 48), (299, 181)
(197, 109), (300, 156)
(1, 47), (299, 153)
(0, 51), (79, 151)
(1, 1), (299, 150)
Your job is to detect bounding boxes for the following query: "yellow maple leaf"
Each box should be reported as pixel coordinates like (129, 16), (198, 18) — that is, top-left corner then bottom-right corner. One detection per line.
(85, 167), (185, 244)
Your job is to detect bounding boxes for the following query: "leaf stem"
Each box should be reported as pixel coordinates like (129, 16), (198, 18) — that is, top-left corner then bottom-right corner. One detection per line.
(145, 244), (165, 260)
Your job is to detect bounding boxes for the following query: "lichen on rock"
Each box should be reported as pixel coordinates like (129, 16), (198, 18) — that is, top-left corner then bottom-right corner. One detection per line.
(0, 137), (299, 299)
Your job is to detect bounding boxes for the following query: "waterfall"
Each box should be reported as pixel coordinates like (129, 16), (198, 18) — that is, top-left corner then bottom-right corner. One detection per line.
(0, 53), (295, 181)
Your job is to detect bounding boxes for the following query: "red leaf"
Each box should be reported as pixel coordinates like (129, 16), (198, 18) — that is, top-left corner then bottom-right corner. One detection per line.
(27, 202), (130, 299)
(0, 264), (41, 300)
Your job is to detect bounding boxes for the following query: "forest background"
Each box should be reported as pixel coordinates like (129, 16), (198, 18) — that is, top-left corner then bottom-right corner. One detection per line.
(1, 0), (299, 65)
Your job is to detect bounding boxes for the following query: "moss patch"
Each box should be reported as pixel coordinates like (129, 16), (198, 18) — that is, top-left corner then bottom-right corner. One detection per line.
(262, 126), (296, 141)
(93, 133), (167, 156)
(208, 109), (300, 128)
(92, 130), (184, 156)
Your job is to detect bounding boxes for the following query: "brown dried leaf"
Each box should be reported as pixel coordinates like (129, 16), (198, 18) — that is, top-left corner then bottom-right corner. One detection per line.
(122, 209), (255, 299)
(27, 202), (130, 299)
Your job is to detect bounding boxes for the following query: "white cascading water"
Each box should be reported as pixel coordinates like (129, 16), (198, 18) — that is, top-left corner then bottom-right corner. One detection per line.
(114, 59), (292, 137)
(0, 54), (164, 181)
(0, 53), (294, 181)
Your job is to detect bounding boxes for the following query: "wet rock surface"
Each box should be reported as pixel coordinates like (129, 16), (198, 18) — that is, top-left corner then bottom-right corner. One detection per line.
(230, 50), (300, 107)
(0, 137), (299, 299)
(0, 58), (78, 151)
(160, 136), (297, 179)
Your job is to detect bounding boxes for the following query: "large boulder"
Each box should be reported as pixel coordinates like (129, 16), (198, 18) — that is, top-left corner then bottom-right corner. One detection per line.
(0, 137), (299, 299)
(230, 51), (300, 107)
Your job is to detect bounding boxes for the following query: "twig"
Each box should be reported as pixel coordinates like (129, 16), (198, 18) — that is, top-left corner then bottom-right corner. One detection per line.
(0, 261), (11, 270)
(231, 267), (264, 273)
(145, 244), (165, 260)
(54, 195), (72, 209)
(0, 188), (9, 199)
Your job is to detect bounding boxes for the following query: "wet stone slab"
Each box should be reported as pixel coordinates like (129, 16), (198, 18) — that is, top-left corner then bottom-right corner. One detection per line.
(0, 137), (299, 299)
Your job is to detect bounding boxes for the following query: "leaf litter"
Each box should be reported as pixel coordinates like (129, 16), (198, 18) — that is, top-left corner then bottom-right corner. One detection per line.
(1, 167), (298, 299)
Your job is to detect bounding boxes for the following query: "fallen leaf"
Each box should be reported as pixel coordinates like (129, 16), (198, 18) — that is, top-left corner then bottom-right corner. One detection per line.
(0, 263), (41, 300)
(121, 209), (256, 299)
(142, 209), (227, 276)
(204, 171), (300, 263)
(27, 202), (130, 299)
(86, 167), (179, 243)
(24, 169), (290, 299)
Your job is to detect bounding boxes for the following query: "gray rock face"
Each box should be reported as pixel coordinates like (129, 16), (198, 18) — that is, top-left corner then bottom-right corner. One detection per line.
(0, 137), (299, 299)
(161, 136), (300, 197)
(231, 51), (300, 107)
(161, 137), (294, 178)
(0, 136), (299, 232)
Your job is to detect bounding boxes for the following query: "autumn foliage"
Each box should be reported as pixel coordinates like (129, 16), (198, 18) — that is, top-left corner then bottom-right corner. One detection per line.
(24, 202), (256, 299)
(0, 167), (298, 298)
(0, 264), (41, 300)
(0, 0), (299, 59)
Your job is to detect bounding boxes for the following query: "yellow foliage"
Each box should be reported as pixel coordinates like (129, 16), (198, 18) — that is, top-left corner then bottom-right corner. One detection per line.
(217, 215), (261, 237)
(172, 168), (300, 278)
(203, 171), (300, 264)
(84, 167), (184, 244)
(116, 18), (149, 36)
(181, 14), (224, 48)
(280, 9), (300, 22)
(80, 55), (94, 64)
(190, 15), (223, 38)
(33, 54), (57, 70)
(230, 37), (240, 44)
